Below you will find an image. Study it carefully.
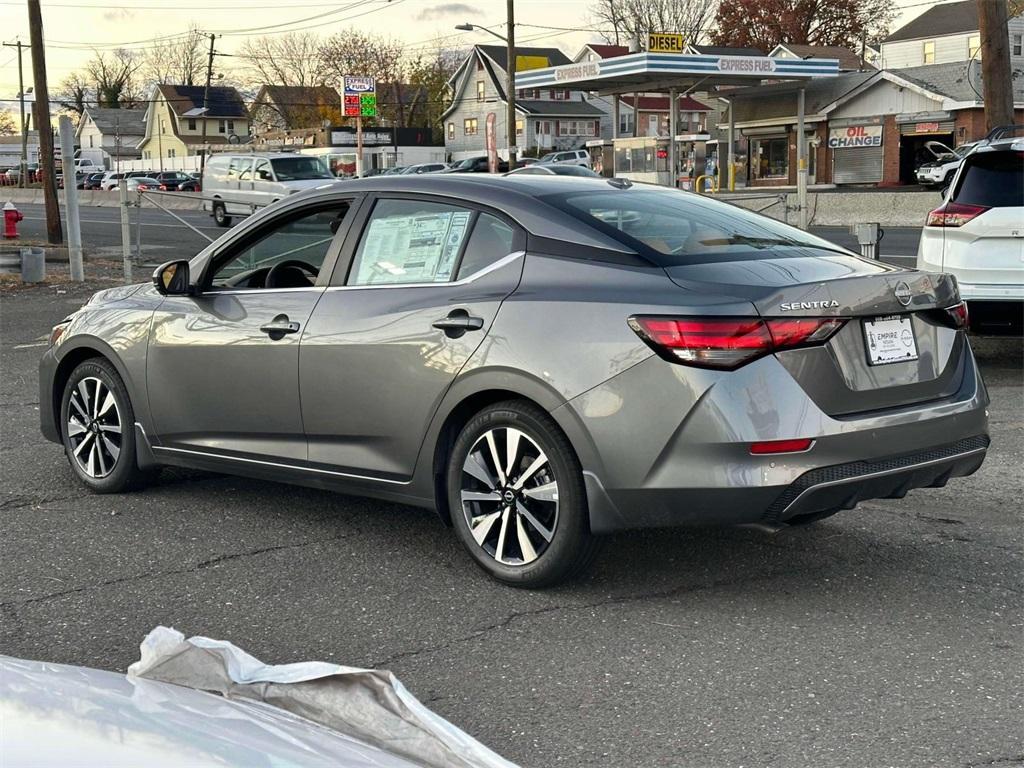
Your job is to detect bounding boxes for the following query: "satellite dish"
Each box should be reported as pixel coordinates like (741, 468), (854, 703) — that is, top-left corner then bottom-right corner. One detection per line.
(227, 133), (240, 144)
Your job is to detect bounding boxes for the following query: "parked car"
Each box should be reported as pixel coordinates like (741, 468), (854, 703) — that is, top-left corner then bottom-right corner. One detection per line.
(443, 156), (509, 173)
(202, 153), (335, 227)
(177, 177), (201, 192)
(504, 164), (600, 177)
(3, 163), (39, 183)
(99, 171), (125, 191)
(82, 172), (106, 190)
(916, 142), (975, 188)
(382, 166), (407, 175)
(537, 149), (591, 168)
(125, 176), (160, 192)
(153, 170), (194, 191)
(41, 175), (989, 587)
(917, 136), (1023, 335)
(399, 163), (449, 174)
(73, 157), (101, 174)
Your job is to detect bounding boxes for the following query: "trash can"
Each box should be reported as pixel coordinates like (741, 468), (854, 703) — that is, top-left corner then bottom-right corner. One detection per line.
(20, 246), (45, 283)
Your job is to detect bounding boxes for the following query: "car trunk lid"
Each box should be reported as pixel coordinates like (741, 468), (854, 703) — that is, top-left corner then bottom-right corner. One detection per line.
(663, 249), (967, 416)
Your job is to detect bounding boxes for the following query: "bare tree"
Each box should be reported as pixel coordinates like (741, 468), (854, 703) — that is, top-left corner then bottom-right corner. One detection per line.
(237, 32), (326, 89)
(143, 26), (206, 86)
(55, 72), (91, 117)
(0, 110), (16, 135)
(316, 30), (406, 125)
(86, 48), (143, 108)
(404, 42), (465, 130)
(590, 0), (717, 46)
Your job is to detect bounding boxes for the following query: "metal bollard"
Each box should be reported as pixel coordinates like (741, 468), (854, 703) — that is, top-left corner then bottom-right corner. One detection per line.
(20, 246), (45, 283)
(853, 222), (882, 260)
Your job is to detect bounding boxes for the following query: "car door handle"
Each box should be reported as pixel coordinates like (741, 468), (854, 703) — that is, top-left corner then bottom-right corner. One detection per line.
(432, 311), (484, 338)
(260, 315), (300, 339)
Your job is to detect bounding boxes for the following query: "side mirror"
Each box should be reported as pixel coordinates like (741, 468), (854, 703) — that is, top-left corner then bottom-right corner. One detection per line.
(152, 260), (192, 296)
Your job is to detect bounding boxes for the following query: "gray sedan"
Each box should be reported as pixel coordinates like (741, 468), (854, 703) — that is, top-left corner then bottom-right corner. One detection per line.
(39, 175), (989, 587)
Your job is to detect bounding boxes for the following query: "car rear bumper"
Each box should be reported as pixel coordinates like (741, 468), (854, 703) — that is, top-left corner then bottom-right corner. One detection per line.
(559, 346), (990, 533)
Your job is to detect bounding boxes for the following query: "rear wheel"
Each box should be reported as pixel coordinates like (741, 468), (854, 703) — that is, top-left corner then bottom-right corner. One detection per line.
(213, 201), (231, 227)
(447, 400), (599, 588)
(60, 358), (157, 493)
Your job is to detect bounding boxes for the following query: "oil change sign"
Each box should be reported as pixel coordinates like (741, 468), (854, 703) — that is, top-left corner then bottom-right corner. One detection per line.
(828, 125), (883, 149)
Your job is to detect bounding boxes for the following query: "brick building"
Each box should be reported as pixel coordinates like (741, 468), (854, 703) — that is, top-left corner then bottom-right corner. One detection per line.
(724, 61), (1024, 187)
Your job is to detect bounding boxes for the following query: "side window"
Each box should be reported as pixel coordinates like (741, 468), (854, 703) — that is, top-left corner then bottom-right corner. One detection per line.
(208, 203), (352, 290)
(227, 158), (243, 180)
(456, 214), (515, 280)
(254, 159), (272, 181)
(348, 199), (473, 286)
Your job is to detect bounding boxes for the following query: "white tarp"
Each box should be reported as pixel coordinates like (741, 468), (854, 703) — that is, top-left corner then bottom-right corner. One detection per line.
(127, 626), (518, 768)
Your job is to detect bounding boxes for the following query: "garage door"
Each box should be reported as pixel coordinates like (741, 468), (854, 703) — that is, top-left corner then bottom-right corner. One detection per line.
(833, 145), (883, 184)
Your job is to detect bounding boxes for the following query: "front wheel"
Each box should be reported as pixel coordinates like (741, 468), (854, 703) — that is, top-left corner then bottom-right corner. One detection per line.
(60, 358), (157, 493)
(213, 201), (231, 227)
(447, 400), (599, 588)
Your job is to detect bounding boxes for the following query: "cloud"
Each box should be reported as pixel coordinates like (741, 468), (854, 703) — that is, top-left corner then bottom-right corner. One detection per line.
(102, 8), (135, 21)
(415, 3), (482, 21)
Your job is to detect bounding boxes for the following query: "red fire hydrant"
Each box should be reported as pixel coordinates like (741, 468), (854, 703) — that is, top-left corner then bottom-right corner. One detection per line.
(3, 201), (23, 239)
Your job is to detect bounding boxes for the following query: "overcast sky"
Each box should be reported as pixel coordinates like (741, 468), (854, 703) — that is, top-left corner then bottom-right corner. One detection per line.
(0, 0), (942, 99)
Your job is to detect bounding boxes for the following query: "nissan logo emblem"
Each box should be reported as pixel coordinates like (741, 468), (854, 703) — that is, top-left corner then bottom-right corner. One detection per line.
(894, 281), (913, 307)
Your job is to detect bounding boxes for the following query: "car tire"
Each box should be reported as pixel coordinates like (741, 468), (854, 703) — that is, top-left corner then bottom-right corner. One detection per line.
(60, 358), (157, 493)
(446, 400), (600, 588)
(213, 201), (231, 227)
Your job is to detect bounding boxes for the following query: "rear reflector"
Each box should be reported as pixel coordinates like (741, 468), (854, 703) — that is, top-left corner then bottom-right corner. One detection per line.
(628, 316), (845, 369)
(926, 202), (989, 227)
(750, 438), (813, 455)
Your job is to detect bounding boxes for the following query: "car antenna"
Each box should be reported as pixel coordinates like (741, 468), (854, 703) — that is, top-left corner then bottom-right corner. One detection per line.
(607, 177), (632, 189)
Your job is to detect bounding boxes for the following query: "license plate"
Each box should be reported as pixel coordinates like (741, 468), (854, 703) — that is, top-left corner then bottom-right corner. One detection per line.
(863, 315), (918, 365)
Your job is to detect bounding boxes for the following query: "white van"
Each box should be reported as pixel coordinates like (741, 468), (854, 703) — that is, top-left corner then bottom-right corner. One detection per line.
(202, 153), (336, 227)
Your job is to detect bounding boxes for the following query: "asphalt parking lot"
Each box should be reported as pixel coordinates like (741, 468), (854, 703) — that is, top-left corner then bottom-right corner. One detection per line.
(2, 271), (1021, 767)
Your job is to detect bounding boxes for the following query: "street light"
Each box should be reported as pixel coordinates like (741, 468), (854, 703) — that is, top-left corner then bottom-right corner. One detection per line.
(455, 6), (518, 171)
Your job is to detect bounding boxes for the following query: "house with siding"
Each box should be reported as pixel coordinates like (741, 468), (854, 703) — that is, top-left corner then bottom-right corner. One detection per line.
(442, 44), (605, 161)
(75, 107), (146, 169)
(878, 0), (1024, 68)
(137, 84), (249, 162)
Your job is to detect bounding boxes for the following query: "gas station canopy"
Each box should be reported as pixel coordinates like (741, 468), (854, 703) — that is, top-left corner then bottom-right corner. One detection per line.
(514, 52), (840, 94)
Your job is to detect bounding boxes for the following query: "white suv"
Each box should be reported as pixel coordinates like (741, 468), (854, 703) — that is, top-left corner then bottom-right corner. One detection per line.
(538, 149), (590, 168)
(916, 142), (975, 188)
(917, 138), (1024, 335)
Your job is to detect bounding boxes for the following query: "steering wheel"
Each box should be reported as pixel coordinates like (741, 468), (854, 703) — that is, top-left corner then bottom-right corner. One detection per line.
(264, 259), (319, 289)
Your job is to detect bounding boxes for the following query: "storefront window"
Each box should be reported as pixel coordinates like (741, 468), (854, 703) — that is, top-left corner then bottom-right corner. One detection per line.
(750, 137), (788, 180)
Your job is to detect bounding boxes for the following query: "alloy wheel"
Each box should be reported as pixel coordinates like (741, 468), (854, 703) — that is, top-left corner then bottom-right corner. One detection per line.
(66, 376), (122, 479)
(460, 427), (559, 566)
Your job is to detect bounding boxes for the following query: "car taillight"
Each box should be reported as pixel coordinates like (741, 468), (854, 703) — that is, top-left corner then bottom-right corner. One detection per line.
(926, 202), (989, 227)
(159, 184), (169, 190)
(628, 316), (845, 369)
(750, 438), (813, 455)
(946, 301), (969, 330)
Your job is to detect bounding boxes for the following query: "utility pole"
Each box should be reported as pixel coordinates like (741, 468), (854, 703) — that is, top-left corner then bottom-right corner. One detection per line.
(27, 0), (62, 245)
(977, 0), (1013, 131)
(2, 40), (28, 188)
(199, 32), (216, 175)
(506, 0), (518, 171)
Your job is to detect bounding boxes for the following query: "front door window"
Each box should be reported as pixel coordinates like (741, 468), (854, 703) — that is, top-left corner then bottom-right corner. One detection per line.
(208, 204), (352, 290)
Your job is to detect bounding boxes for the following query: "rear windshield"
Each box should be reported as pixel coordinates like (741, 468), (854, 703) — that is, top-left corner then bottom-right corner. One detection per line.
(269, 157), (332, 181)
(545, 187), (845, 265)
(953, 150), (1024, 207)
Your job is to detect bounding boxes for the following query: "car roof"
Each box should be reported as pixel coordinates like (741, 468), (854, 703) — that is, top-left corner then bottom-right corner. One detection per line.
(225, 175), (648, 257)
